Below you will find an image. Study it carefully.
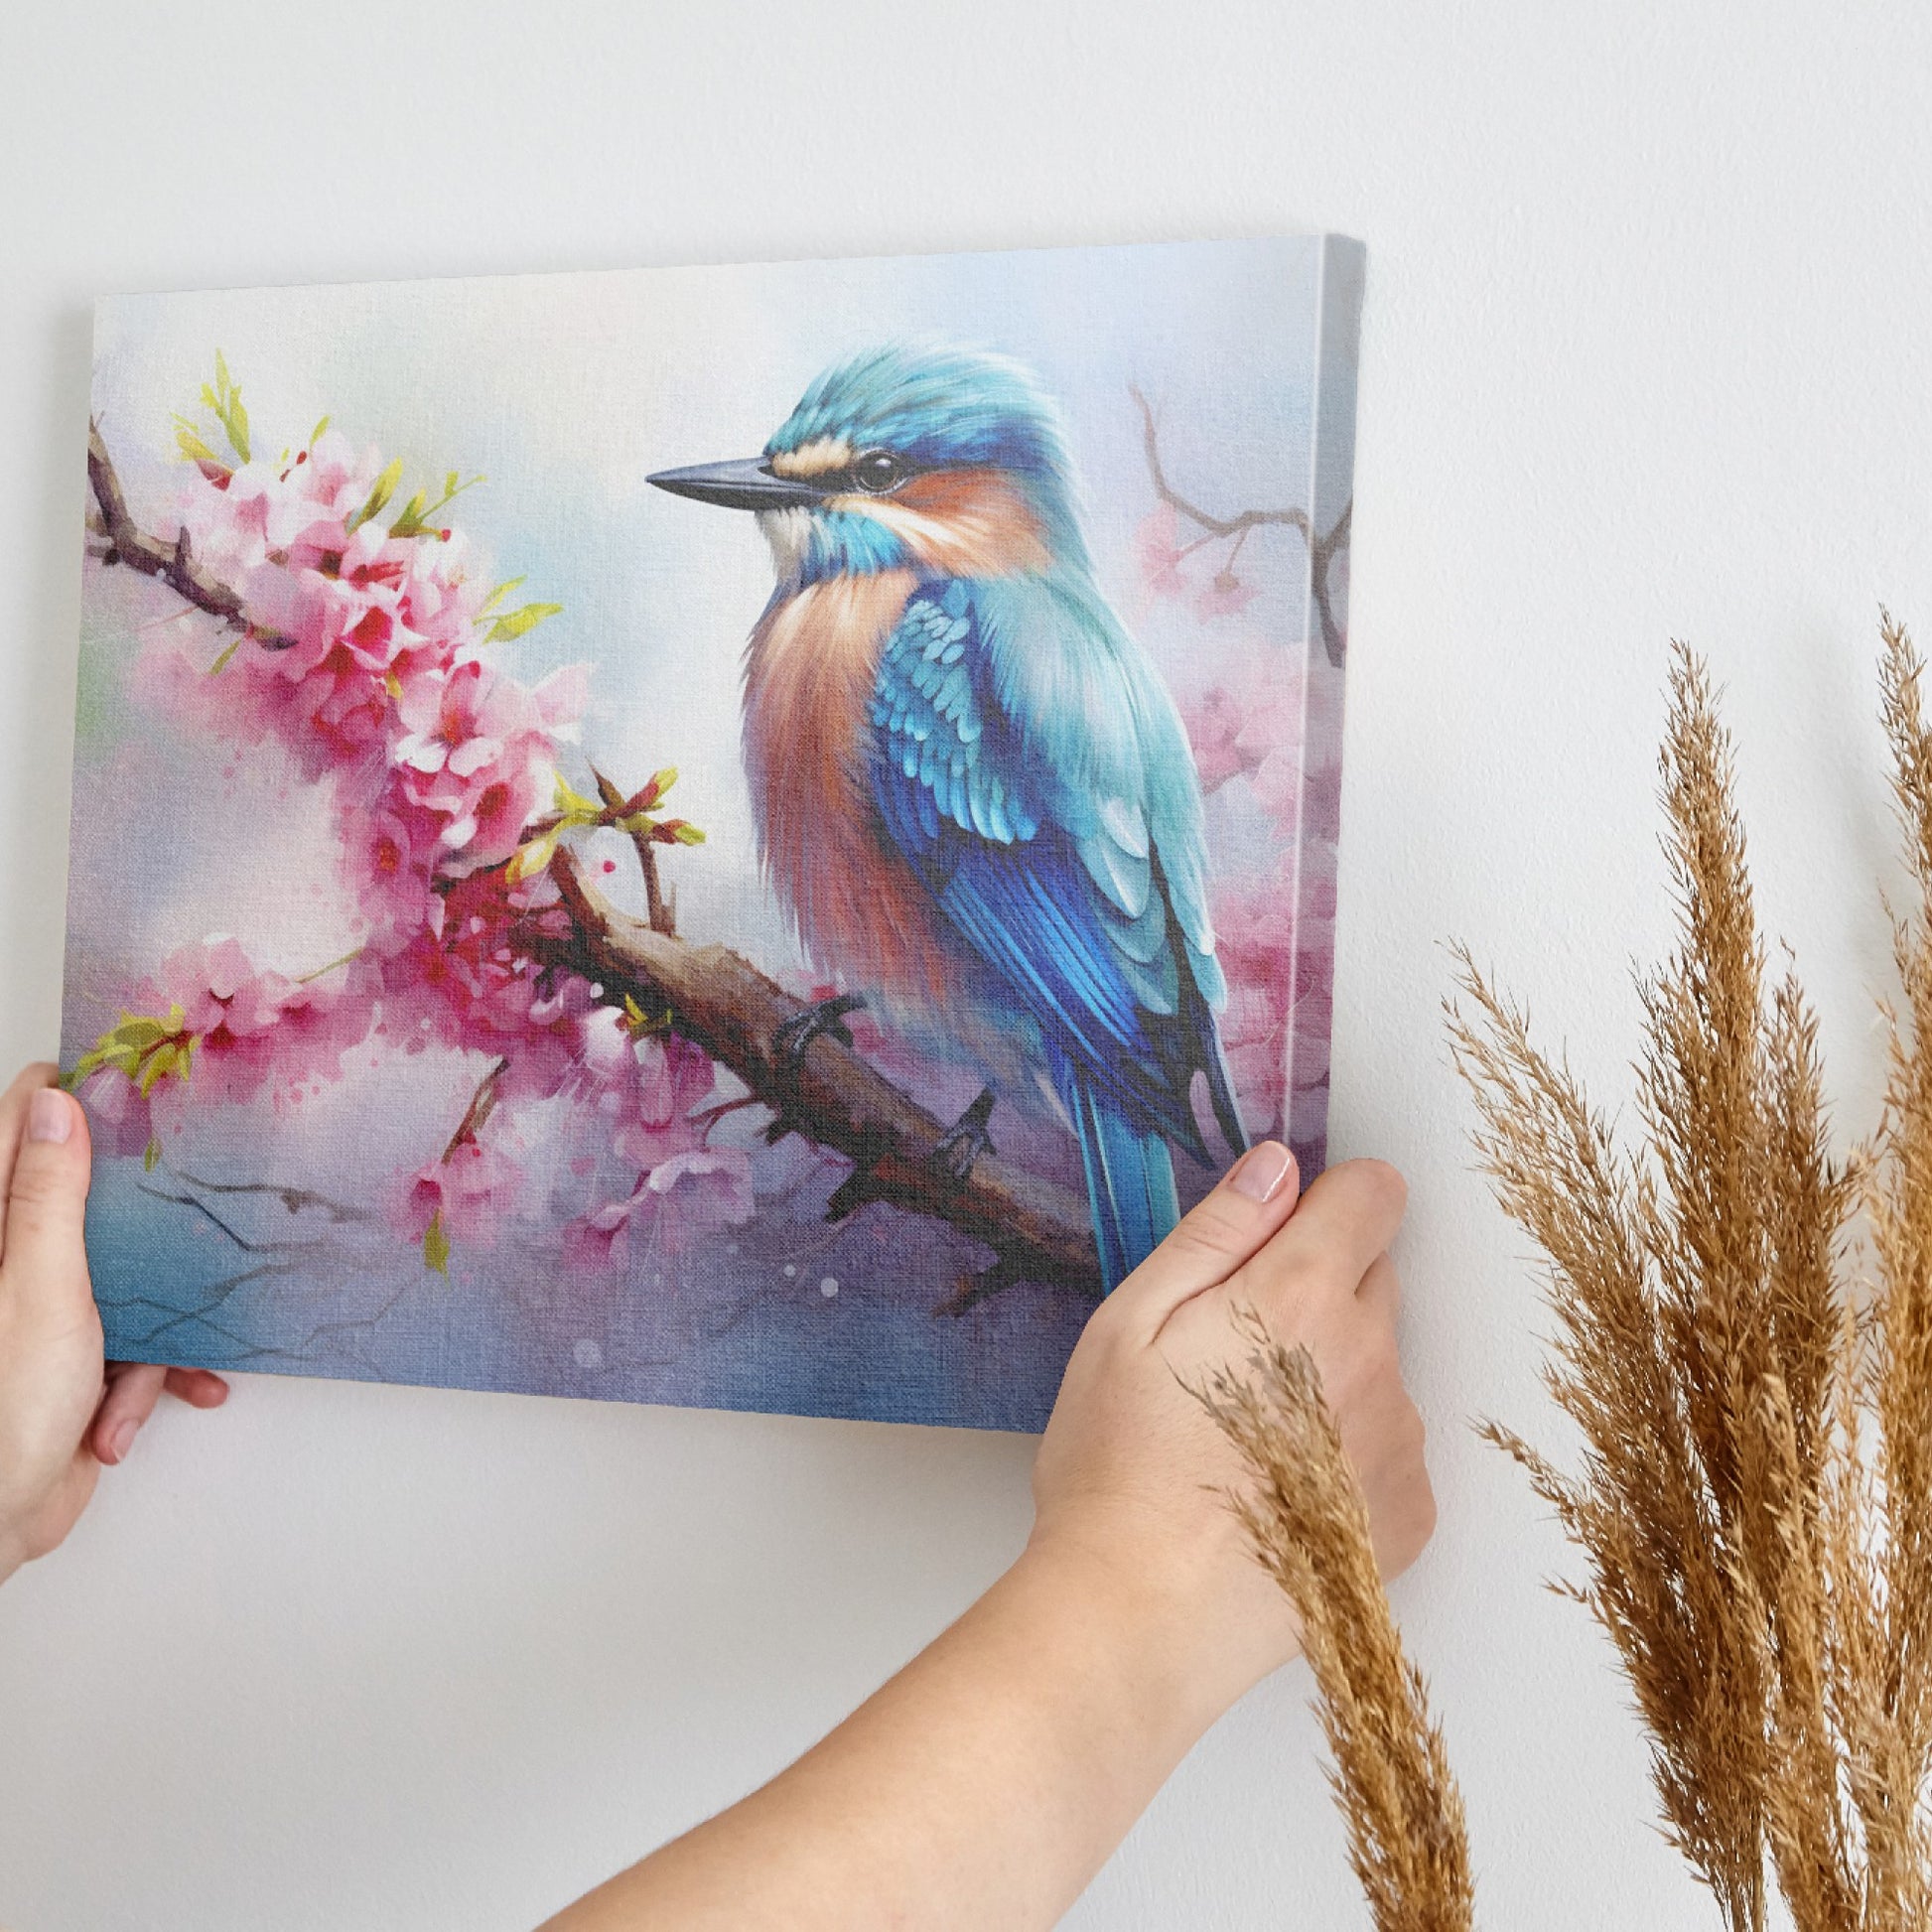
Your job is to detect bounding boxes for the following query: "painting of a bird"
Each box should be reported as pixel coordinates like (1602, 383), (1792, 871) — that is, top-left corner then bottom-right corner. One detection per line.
(650, 344), (1246, 1291)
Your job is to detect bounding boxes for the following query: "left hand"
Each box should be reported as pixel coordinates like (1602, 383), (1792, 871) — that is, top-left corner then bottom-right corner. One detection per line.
(0, 1062), (228, 1584)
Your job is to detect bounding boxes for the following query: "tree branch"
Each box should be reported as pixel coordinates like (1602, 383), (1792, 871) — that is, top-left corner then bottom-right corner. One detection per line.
(86, 420), (301, 651)
(540, 852), (1101, 1302)
(1130, 383), (1352, 668)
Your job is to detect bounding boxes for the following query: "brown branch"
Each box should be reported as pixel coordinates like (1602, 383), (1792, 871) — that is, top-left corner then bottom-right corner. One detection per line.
(86, 422), (302, 651)
(1130, 383), (1352, 668)
(541, 851), (1101, 1304)
(443, 1055), (509, 1160)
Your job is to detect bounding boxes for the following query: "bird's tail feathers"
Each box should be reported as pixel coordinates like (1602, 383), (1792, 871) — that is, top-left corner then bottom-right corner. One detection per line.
(1057, 1053), (1179, 1293)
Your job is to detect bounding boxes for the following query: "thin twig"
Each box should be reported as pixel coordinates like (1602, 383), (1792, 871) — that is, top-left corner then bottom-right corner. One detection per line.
(1130, 382), (1352, 666)
(594, 766), (676, 935)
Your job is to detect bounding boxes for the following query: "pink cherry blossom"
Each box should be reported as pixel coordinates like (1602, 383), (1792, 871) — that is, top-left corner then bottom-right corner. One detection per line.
(644, 1147), (756, 1235)
(612, 1033), (717, 1171)
(564, 1145), (755, 1276)
(77, 1064), (158, 1160)
(1180, 686), (1253, 792)
(1173, 632), (1327, 832)
(1133, 503), (1194, 601)
(1209, 873), (1301, 1137)
(562, 1191), (641, 1275)
(137, 937), (373, 1108)
(391, 1138), (522, 1250)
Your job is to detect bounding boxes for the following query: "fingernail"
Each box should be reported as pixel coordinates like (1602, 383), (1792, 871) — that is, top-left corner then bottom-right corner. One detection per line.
(107, 1418), (138, 1463)
(27, 1089), (72, 1145)
(1230, 1142), (1294, 1202)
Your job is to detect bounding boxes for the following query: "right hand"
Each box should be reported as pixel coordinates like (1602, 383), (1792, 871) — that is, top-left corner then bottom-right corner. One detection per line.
(1028, 1144), (1435, 1721)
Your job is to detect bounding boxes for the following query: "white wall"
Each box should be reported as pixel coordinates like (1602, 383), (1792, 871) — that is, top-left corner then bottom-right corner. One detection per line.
(2, 4), (1928, 1925)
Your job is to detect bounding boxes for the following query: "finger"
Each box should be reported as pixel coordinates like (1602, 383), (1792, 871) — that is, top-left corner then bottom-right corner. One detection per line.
(163, 1366), (230, 1410)
(1242, 1159), (1408, 1307)
(2, 1083), (95, 1325)
(1110, 1141), (1301, 1334)
(0, 1062), (62, 1260)
(93, 1362), (168, 1465)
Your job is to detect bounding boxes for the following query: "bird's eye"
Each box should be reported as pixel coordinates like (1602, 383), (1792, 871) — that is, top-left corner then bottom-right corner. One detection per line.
(851, 449), (903, 493)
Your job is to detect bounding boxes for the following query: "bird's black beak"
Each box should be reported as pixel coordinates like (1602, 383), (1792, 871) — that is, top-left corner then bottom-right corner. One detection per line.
(646, 458), (827, 511)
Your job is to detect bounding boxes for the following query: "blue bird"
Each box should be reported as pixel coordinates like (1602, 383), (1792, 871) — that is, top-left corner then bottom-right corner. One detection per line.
(650, 344), (1246, 1291)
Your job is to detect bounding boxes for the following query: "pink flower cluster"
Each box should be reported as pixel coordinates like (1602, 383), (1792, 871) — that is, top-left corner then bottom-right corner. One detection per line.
(79, 937), (374, 1159)
(1211, 861), (1337, 1147)
(560, 1030), (754, 1275)
(1172, 630), (1344, 1146)
(86, 401), (744, 1268)
(144, 431), (589, 945)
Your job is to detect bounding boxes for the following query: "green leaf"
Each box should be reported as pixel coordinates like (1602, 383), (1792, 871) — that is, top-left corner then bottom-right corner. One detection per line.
(506, 827), (563, 884)
(347, 457), (405, 534)
(483, 601), (563, 645)
(552, 772), (601, 820)
(207, 350), (250, 462)
(207, 636), (244, 676)
(388, 488), (431, 538)
(173, 417), (222, 468)
(143, 1136), (162, 1173)
(671, 821), (707, 846)
(476, 576), (525, 619)
(422, 1207), (451, 1275)
(389, 469), (483, 541)
(69, 1005), (197, 1095)
(309, 415), (331, 448)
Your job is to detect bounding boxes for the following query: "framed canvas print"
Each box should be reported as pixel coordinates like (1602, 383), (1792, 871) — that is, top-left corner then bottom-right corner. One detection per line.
(61, 235), (1363, 1432)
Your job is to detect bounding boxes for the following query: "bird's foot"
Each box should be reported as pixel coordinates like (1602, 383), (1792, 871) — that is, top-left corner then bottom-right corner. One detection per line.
(824, 1130), (893, 1223)
(771, 992), (867, 1074)
(929, 1087), (997, 1187)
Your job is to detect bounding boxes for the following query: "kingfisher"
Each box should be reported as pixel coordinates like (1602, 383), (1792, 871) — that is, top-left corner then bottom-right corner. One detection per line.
(649, 344), (1245, 1291)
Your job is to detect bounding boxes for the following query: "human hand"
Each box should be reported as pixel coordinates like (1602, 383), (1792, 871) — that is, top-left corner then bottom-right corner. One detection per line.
(1027, 1145), (1434, 1725)
(0, 1062), (228, 1584)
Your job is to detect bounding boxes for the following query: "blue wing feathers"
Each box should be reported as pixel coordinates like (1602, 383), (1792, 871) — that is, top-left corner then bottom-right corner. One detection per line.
(869, 573), (1242, 1278)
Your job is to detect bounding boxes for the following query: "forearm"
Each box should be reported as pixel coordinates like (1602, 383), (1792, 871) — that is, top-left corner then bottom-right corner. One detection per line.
(543, 1541), (1238, 1931)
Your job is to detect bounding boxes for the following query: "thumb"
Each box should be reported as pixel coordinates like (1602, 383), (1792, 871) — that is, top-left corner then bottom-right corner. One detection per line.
(2, 1080), (96, 1322)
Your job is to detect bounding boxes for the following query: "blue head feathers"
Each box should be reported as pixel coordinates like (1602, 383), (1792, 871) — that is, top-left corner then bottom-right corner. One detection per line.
(648, 344), (1089, 585)
(768, 344), (1073, 487)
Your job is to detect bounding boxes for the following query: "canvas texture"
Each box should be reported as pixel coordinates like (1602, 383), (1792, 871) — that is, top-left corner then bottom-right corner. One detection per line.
(61, 236), (1363, 1433)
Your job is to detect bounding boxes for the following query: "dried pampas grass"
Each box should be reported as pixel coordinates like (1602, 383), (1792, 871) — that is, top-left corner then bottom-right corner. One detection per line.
(1199, 1313), (1475, 1932)
(1210, 620), (1932, 1931)
(1447, 621), (1932, 1929)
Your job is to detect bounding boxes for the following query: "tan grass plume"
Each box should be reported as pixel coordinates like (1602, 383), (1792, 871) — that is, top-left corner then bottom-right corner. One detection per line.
(1199, 1311), (1476, 1932)
(1447, 621), (1932, 1929)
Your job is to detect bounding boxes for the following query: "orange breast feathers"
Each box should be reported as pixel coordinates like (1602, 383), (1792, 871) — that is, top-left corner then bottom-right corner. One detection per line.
(741, 568), (953, 1004)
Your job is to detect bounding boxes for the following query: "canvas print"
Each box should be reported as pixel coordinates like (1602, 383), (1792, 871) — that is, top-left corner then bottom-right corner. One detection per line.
(61, 236), (1363, 1432)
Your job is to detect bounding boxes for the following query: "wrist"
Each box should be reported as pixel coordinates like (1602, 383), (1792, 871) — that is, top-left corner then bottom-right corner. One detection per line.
(1005, 1526), (1289, 1749)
